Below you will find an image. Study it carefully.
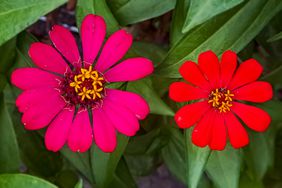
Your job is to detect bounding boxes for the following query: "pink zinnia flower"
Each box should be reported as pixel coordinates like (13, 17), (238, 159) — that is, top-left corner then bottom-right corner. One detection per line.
(11, 14), (154, 152)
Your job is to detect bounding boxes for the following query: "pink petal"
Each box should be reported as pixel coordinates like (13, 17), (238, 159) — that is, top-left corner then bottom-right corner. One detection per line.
(68, 109), (93, 152)
(29, 42), (70, 74)
(11, 68), (60, 90)
(21, 91), (66, 130)
(45, 107), (74, 152)
(232, 102), (271, 132)
(105, 89), (149, 120)
(104, 57), (153, 82)
(102, 98), (139, 136)
(81, 14), (106, 66)
(92, 108), (117, 152)
(16, 87), (59, 113)
(95, 30), (133, 72)
(49, 25), (81, 66)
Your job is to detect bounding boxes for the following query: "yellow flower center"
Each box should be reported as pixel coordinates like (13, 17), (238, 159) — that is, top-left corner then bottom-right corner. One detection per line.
(208, 88), (234, 113)
(69, 66), (104, 101)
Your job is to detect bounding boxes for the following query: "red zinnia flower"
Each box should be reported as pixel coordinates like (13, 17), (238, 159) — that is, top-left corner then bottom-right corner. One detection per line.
(169, 50), (273, 150)
(11, 14), (154, 152)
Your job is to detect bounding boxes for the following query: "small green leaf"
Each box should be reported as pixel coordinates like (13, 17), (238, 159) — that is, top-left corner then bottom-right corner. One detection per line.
(74, 179), (83, 188)
(267, 31), (282, 42)
(0, 0), (67, 46)
(127, 78), (174, 116)
(76, 0), (119, 34)
(182, 0), (244, 33)
(109, 0), (176, 25)
(185, 129), (210, 188)
(206, 147), (242, 188)
(92, 134), (129, 188)
(0, 174), (57, 188)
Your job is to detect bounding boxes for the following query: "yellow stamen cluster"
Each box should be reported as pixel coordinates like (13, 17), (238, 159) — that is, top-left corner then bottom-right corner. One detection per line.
(69, 66), (104, 101)
(208, 89), (234, 113)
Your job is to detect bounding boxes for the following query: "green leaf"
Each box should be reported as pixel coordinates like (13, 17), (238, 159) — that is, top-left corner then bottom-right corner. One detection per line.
(0, 38), (17, 74)
(170, 0), (190, 45)
(185, 129), (210, 188)
(182, 0), (244, 33)
(0, 174), (57, 188)
(0, 93), (20, 173)
(206, 147), (242, 188)
(109, 0), (176, 25)
(91, 134), (129, 188)
(60, 148), (94, 183)
(76, 0), (119, 34)
(127, 78), (174, 116)
(74, 179), (83, 188)
(0, 0), (67, 46)
(156, 0), (282, 78)
(267, 31), (282, 42)
(162, 127), (186, 184)
(262, 65), (282, 86)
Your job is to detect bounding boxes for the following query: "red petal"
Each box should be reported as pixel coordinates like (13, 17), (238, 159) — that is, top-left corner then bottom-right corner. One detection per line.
(179, 61), (210, 89)
(169, 82), (208, 102)
(232, 102), (271, 132)
(192, 110), (214, 147)
(228, 59), (263, 90)
(174, 101), (210, 128)
(198, 50), (220, 88)
(209, 113), (227, 150)
(49, 25), (81, 66)
(225, 112), (249, 149)
(233, 81), (273, 103)
(220, 50), (237, 88)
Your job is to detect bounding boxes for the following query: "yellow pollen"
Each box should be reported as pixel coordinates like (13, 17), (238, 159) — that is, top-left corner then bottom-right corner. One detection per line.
(208, 88), (234, 113)
(70, 66), (105, 101)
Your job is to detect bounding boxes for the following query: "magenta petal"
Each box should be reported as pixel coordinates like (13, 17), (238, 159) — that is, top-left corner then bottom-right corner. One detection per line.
(68, 109), (93, 152)
(104, 57), (154, 82)
(49, 25), (81, 66)
(21, 91), (66, 130)
(16, 88), (59, 113)
(95, 29), (133, 72)
(106, 89), (149, 119)
(11, 68), (60, 90)
(103, 98), (139, 136)
(81, 14), (106, 66)
(92, 108), (117, 152)
(45, 107), (74, 152)
(29, 42), (70, 74)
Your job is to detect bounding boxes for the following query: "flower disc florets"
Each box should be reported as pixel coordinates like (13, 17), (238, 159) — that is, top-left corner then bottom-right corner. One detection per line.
(60, 65), (105, 108)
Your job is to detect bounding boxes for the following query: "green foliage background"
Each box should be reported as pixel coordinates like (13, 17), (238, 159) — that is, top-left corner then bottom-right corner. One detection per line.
(0, 0), (282, 187)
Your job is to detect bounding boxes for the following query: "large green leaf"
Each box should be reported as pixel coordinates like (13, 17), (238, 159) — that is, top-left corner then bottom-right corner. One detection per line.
(0, 0), (66, 46)
(156, 0), (282, 78)
(0, 38), (17, 74)
(182, 0), (244, 33)
(185, 129), (210, 188)
(206, 147), (242, 188)
(76, 0), (119, 34)
(0, 94), (20, 173)
(127, 78), (174, 116)
(0, 174), (57, 188)
(91, 134), (129, 188)
(108, 0), (176, 25)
